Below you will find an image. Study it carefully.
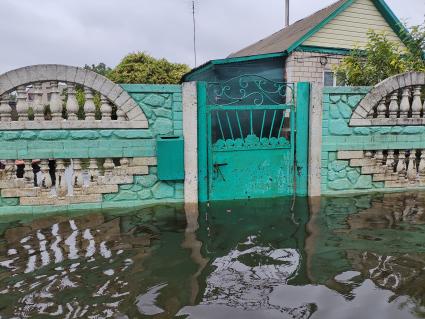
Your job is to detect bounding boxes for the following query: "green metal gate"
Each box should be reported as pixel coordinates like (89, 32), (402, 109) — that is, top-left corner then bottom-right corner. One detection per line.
(197, 76), (310, 202)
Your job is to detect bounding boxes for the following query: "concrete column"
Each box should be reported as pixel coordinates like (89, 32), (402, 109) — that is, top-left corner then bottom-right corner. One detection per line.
(183, 82), (198, 204)
(308, 84), (323, 197)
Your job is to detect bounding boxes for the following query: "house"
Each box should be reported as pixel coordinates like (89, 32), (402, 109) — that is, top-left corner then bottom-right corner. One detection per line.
(184, 0), (409, 87)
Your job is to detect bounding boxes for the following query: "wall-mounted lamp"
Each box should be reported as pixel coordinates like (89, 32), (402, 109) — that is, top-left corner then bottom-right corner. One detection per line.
(319, 56), (328, 66)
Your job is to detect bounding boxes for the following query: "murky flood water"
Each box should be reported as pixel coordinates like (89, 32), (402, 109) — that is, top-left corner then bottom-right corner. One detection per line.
(1, 193), (425, 318)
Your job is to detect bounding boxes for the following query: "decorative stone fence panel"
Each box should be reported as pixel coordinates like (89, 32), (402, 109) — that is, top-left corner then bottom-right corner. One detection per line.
(0, 65), (184, 213)
(321, 72), (425, 195)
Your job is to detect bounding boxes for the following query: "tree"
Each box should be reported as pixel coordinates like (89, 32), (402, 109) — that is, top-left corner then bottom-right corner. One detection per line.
(335, 23), (425, 86)
(108, 52), (190, 84)
(84, 63), (112, 77)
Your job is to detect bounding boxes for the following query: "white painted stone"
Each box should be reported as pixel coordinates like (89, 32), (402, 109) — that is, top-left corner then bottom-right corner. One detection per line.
(115, 91), (131, 107)
(350, 158), (376, 167)
(99, 80), (115, 96)
(74, 68), (87, 84)
(337, 150), (364, 160)
(1, 188), (40, 198)
(108, 85), (124, 102)
(83, 71), (97, 88)
(91, 74), (107, 92)
(349, 118), (372, 126)
(0, 120), (148, 130)
(308, 83), (322, 197)
(65, 66), (78, 83)
(20, 194), (102, 206)
(83, 184), (118, 194)
(130, 157), (157, 166)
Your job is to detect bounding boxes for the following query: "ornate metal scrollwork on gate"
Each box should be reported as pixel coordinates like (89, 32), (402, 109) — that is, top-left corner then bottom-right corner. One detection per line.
(207, 75), (294, 106)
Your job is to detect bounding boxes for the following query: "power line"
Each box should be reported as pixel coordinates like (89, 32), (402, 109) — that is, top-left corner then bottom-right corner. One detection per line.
(192, 0), (197, 67)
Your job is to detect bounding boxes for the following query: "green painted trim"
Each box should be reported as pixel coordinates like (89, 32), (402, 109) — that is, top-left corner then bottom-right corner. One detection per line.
(120, 84), (181, 93)
(322, 86), (371, 94)
(295, 83), (310, 196)
(296, 45), (352, 56)
(183, 52), (287, 82)
(287, 0), (355, 53)
(197, 82), (208, 202)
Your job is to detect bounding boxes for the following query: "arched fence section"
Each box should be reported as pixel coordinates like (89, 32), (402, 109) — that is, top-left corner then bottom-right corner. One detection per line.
(0, 64), (148, 129)
(319, 72), (425, 195)
(0, 65), (185, 212)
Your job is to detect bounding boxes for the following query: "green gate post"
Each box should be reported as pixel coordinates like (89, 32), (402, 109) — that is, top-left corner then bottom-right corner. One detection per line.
(197, 82), (208, 202)
(295, 82), (310, 196)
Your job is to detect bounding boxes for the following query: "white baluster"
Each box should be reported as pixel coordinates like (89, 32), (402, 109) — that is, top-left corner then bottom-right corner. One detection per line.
(103, 158), (115, 177)
(388, 92), (399, 119)
(88, 159), (99, 184)
(49, 81), (62, 121)
(16, 86), (29, 121)
(55, 159), (68, 198)
(120, 157), (129, 175)
(66, 83), (79, 121)
(5, 160), (15, 180)
(407, 149), (417, 182)
(386, 150), (395, 171)
(399, 88), (410, 118)
(375, 150), (384, 165)
(396, 151), (407, 181)
(419, 150), (425, 178)
(100, 96), (112, 121)
(411, 86), (422, 118)
(23, 160), (34, 186)
(83, 88), (96, 121)
(0, 95), (11, 122)
(72, 159), (83, 190)
(40, 159), (52, 192)
(116, 109), (125, 121)
(377, 98), (387, 118)
(33, 82), (45, 121)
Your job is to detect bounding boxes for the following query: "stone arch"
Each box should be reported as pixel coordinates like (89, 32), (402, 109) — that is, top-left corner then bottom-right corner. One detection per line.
(350, 72), (425, 126)
(0, 64), (148, 125)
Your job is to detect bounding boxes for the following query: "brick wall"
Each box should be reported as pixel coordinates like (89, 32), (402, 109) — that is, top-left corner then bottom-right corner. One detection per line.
(285, 51), (345, 87)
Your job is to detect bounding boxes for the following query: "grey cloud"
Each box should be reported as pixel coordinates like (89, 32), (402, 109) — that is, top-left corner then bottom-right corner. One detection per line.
(0, 0), (423, 74)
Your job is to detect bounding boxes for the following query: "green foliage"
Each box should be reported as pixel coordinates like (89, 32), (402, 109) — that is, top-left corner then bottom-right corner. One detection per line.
(84, 63), (112, 77)
(108, 52), (190, 84)
(335, 25), (425, 86)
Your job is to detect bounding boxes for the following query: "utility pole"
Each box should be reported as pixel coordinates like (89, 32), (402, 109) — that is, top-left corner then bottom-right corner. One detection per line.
(192, 1), (198, 67)
(285, 0), (290, 27)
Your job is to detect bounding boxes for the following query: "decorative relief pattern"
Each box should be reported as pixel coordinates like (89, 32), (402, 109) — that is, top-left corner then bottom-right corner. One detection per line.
(0, 65), (148, 129)
(350, 72), (425, 126)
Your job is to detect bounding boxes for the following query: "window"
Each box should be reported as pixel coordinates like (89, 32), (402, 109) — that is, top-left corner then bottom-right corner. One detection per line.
(324, 71), (336, 87)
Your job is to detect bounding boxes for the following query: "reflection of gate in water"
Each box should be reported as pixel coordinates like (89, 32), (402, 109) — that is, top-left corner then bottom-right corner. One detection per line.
(198, 75), (303, 201)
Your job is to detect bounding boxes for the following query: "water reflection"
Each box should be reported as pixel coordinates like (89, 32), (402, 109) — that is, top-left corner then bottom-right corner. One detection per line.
(1, 194), (425, 318)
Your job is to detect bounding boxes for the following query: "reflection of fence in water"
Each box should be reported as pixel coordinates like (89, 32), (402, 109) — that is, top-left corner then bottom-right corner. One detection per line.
(0, 214), (153, 318)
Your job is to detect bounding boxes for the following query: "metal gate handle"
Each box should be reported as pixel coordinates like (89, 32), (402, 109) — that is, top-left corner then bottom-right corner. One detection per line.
(213, 163), (227, 181)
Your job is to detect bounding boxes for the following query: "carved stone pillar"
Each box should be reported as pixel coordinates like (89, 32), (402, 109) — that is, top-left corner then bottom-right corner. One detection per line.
(88, 158), (99, 184)
(83, 88), (96, 121)
(66, 83), (79, 121)
(23, 160), (34, 186)
(376, 99), (387, 118)
(55, 159), (68, 198)
(396, 151), (407, 182)
(399, 88), (410, 118)
(72, 159), (84, 192)
(40, 160), (52, 193)
(100, 96), (112, 120)
(103, 158), (115, 178)
(0, 95), (11, 122)
(406, 150), (417, 183)
(16, 86), (28, 121)
(33, 82), (45, 121)
(50, 81), (62, 121)
(388, 92), (399, 119)
(411, 86), (422, 118)
(5, 160), (15, 180)
(116, 109), (125, 121)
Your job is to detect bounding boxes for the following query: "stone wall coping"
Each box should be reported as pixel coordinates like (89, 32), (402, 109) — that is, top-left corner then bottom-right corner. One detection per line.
(121, 84), (182, 93)
(323, 86), (371, 94)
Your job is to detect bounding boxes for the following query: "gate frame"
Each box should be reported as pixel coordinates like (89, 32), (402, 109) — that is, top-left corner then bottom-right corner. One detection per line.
(197, 81), (310, 202)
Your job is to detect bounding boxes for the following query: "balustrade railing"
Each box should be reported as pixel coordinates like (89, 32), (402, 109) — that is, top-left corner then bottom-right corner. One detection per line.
(339, 149), (425, 188)
(0, 157), (156, 205)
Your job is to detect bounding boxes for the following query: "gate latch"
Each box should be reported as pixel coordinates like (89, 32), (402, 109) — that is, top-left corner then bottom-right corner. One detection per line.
(213, 163), (228, 181)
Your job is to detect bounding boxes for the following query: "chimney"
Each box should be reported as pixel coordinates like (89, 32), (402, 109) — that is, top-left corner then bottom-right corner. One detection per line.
(285, 0), (290, 27)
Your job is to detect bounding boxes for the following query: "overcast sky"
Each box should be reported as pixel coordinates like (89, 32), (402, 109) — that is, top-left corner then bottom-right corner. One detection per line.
(0, 0), (424, 73)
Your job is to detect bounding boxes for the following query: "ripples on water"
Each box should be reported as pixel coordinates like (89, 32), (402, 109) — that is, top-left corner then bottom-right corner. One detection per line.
(0, 193), (425, 318)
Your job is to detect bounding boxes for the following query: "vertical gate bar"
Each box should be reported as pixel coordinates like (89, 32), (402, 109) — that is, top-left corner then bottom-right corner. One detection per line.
(260, 110), (266, 139)
(216, 111), (225, 140)
(277, 109), (285, 139)
(225, 112), (234, 140)
(250, 110), (253, 135)
(269, 110), (277, 139)
(295, 82), (311, 196)
(235, 111), (244, 138)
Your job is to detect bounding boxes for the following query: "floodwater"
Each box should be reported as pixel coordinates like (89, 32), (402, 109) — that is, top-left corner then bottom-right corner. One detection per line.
(0, 193), (425, 318)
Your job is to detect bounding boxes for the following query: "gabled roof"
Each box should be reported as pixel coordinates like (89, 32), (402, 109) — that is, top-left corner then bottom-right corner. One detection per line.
(228, 0), (408, 58)
(229, 0), (348, 58)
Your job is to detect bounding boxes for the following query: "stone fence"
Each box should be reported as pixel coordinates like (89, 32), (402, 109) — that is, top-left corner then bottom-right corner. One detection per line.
(314, 71), (425, 196)
(0, 64), (191, 214)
